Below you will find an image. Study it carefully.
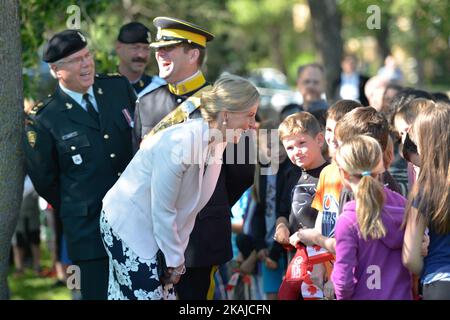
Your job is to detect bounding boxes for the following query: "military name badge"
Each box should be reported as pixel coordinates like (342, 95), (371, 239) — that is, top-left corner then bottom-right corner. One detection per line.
(72, 154), (83, 165)
(62, 131), (79, 140)
(27, 131), (37, 147)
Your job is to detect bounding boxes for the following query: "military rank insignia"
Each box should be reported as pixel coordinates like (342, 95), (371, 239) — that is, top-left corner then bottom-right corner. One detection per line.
(27, 131), (37, 147)
(77, 31), (86, 43)
(29, 102), (44, 115)
(72, 154), (83, 165)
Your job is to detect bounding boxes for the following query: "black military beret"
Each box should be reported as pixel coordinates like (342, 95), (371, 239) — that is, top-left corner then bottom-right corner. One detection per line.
(150, 16), (214, 48)
(43, 30), (88, 63)
(117, 22), (151, 44)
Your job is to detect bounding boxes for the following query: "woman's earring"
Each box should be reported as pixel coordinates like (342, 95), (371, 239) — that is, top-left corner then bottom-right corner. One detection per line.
(222, 119), (227, 128)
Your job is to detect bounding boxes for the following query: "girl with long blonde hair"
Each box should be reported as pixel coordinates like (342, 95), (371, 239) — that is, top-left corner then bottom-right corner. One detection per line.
(331, 135), (412, 299)
(402, 101), (450, 300)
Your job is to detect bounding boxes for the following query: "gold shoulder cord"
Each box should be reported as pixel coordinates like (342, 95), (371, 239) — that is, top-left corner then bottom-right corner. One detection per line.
(142, 85), (212, 144)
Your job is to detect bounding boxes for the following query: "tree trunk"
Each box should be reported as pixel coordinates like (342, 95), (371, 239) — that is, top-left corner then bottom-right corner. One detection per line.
(411, 15), (424, 88)
(0, 0), (25, 299)
(268, 24), (287, 75)
(307, 0), (343, 100)
(375, 13), (391, 60)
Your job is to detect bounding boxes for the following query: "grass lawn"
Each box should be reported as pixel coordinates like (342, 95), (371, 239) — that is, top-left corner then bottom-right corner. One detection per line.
(7, 244), (71, 300)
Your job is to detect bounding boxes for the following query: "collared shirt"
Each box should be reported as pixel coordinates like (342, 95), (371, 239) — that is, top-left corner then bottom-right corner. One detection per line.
(128, 74), (154, 95)
(59, 83), (99, 112)
(339, 72), (360, 101)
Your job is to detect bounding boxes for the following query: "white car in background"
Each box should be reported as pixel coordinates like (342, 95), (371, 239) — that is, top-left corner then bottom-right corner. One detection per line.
(247, 68), (302, 121)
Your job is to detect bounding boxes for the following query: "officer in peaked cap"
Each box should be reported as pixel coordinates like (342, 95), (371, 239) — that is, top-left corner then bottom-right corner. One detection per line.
(149, 16), (214, 49)
(25, 29), (136, 300)
(116, 22), (162, 95)
(133, 18), (254, 300)
(133, 16), (215, 145)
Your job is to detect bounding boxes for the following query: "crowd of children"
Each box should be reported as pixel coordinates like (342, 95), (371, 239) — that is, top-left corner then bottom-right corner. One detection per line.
(231, 90), (450, 300)
(13, 90), (449, 301)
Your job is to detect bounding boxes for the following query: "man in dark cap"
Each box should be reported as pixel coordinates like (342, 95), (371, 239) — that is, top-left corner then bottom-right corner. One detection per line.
(24, 29), (136, 300)
(116, 22), (164, 95)
(133, 17), (254, 300)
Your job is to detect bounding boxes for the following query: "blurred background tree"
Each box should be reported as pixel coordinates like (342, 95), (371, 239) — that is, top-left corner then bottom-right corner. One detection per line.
(20, 0), (449, 100)
(340, 0), (450, 89)
(21, 0), (110, 100)
(5, 0), (449, 299)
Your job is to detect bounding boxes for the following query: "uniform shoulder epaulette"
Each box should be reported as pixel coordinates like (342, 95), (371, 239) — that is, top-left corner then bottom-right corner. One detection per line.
(137, 76), (167, 99)
(96, 73), (124, 79)
(28, 95), (53, 115)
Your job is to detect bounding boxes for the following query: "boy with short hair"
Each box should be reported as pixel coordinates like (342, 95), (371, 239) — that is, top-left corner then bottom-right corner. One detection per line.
(275, 112), (329, 238)
(285, 100), (362, 299)
(274, 112), (329, 300)
(324, 100), (364, 159)
(334, 106), (402, 211)
(295, 106), (400, 250)
(286, 100), (363, 251)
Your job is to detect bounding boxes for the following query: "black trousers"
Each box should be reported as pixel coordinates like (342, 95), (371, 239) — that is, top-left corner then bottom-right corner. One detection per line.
(423, 280), (450, 300)
(75, 257), (109, 300)
(176, 266), (218, 300)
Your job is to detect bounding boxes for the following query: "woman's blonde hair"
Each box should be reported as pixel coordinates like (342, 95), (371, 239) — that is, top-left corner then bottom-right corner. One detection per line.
(336, 135), (386, 240)
(406, 101), (450, 234)
(200, 73), (259, 122)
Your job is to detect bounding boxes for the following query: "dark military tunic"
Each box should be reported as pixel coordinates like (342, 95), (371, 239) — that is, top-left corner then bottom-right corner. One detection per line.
(134, 84), (254, 269)
(131, 73), (154, 95)
(133, 84), (196, 144)
(24, 74), (136, 262)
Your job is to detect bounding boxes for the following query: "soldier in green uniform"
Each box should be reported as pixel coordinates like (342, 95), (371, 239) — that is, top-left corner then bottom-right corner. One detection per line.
(24, 30), (135, 300)
(116, 22), (164, 96)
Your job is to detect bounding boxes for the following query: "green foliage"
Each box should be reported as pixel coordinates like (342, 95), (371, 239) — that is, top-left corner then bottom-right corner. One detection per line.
(20, 0), (449, 99)
(20, 0), (111, 99)
(226, 0), (315, 84)
(287, 52), (316, 84)
(339, 0), (450, 86)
